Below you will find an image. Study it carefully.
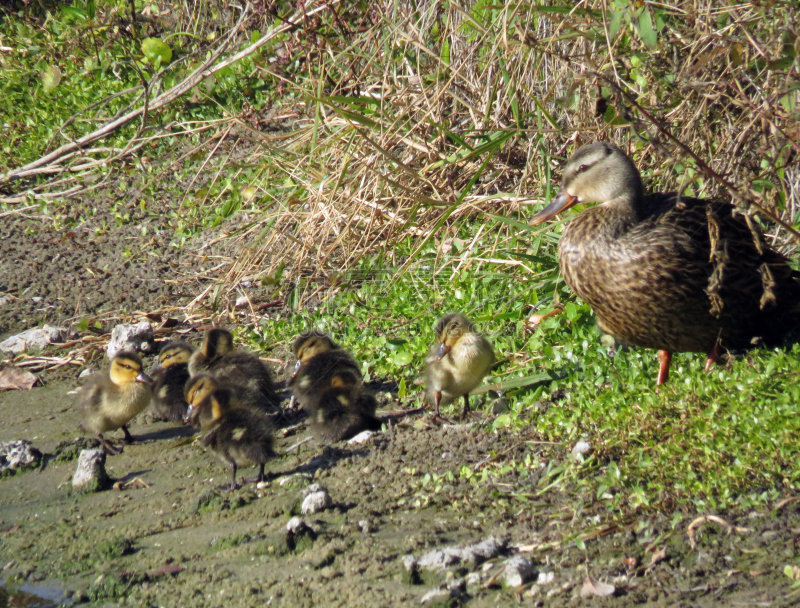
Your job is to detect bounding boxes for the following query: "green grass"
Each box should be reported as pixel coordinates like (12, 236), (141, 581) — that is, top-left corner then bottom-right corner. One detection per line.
(240, 218), (800, 515)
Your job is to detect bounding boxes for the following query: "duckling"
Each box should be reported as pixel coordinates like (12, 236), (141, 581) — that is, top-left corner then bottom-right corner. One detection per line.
(191, 387), (276, 490)
(287, 331), (362, 407)
(305, 384), (382, 443)
(189, 328), (280, 410)
(149, 341), (195, 422)
(425, 313), (495, 417)
(78, 351), (153, 454)
(288, 331), (379, 442)
(184, 373), (274, 422)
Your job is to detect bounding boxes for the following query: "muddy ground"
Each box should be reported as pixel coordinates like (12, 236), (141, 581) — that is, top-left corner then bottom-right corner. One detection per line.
(2, 198), (800, 608)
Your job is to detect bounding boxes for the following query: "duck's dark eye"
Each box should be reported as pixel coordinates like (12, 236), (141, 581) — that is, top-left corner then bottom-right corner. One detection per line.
(577, 164), (588, 173)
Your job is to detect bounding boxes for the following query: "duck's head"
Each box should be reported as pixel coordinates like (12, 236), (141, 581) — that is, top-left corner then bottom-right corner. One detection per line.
(109, 352), (152, 386)
(156, 341), (194, 369)
(433, 313), (475, 360)
(530, 141), (644, 225)
(291, 332), (338, 377)
(186, 387), (230, 429)
(201, 329), (234, 358)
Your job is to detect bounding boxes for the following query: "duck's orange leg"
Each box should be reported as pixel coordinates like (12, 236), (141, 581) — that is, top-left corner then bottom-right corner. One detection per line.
(704, 339), (721, 372)
(657, 350), (672, 385)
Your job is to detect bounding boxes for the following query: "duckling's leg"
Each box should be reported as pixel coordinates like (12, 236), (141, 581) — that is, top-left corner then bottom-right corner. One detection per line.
(461, 395), (470, 417)
(656, 350), (672, 385)
(225, 460), (240, 491)
(120, 424), (134, 444)
(433, 391), (442, 417)
(704, 339), (721, 372)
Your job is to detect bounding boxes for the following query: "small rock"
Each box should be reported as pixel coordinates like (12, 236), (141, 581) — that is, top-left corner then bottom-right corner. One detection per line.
(402, 555), (418, 571)
(106, 322), (155, 359)
(301, 490), (333, 514)
(235, 296), (250, 308)
(420, 584), (463, 605)
(0, 325), (67, 354)
(537, 570), (554, 585)
(303, 483), (328, 497)
(465, 572), (483, 587)
(71, 449), (110, 493)
(0, 440), (42, 474)
(416, 536), (508, 571)
(503, 555), (537, 588)
(286, 517), (314, 535)
(347, 430), (374, 444)
(359, 519), (373, 534)
(571, 440), (591, 457)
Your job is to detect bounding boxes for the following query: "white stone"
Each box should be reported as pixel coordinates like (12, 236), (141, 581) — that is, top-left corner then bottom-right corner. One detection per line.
(106, 322), (155, 359)
(301, 490), (332, 514)
(347, 430), (374, 444)
(71, 449), (109, 492)
(0, 325), (67, 354)
(503, 555), (537, 587)
(0, 440), (42, 473)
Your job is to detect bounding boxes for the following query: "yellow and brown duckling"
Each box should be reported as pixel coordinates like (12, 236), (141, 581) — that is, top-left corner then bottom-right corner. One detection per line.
(425, 313), (495, 418)
(304, 384), (381, 444)
(78, 351), (153, 454)
(288, 331), (379, 442)
(184, 373), (274, 420)
(288, 332), (362, 404)
(189, 328), (280, 410)
(529, 141), (800, 384)
(188, 387), (276, 490)
(149, 341), (195, 422)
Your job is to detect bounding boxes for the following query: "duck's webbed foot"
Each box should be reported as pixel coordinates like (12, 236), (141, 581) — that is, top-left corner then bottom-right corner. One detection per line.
(704, 339), (721, 372)
(121, 425), (135, 444)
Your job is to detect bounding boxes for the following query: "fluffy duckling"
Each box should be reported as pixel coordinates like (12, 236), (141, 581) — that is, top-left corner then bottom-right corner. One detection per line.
(190, 387), (276, 490)
(189, 328), (280, 410)
(305, 385), (382, 443)
(78, 351), (153, 453)
(425, 313), (495, 417)
(150, 341), (195, 422)
(184, 373), (273, 421)
(287, 331), (362, 405)
(288, 331), (379, 442)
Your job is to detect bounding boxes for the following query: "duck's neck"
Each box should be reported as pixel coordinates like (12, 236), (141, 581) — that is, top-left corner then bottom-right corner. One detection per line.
(588, 194), (643, 240)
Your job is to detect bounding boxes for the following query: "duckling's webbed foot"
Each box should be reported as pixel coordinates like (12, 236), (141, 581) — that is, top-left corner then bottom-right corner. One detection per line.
(656, 350), (672, 385)
(243, 464), (266, 485)
(461, 395), (470, 418)
(121, 424), (135, 444)
(220, 460), (240, 492)
(97, 433), (123, 455)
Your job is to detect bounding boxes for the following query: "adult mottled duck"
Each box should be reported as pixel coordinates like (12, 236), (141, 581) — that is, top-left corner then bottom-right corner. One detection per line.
(530, 141), (800, 384)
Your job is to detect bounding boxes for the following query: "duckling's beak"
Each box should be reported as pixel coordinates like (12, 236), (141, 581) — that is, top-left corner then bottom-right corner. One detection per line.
(184, 404), (194, 424)
(291, 359), (303, 379)
(529, 191), (579, 225)
(136, 371), (153, 384)
(436, 342), (451, 361)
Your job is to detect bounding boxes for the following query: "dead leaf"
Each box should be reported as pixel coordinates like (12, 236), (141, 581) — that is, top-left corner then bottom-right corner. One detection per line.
(648, 546), (667, 567)
(149, 564), (185, 577)
(0, 366), (39, 390)
(579, 574), (615, 598)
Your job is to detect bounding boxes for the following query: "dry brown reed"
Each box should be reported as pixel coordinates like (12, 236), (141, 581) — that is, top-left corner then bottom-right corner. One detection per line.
(211, 0), (799, 303)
